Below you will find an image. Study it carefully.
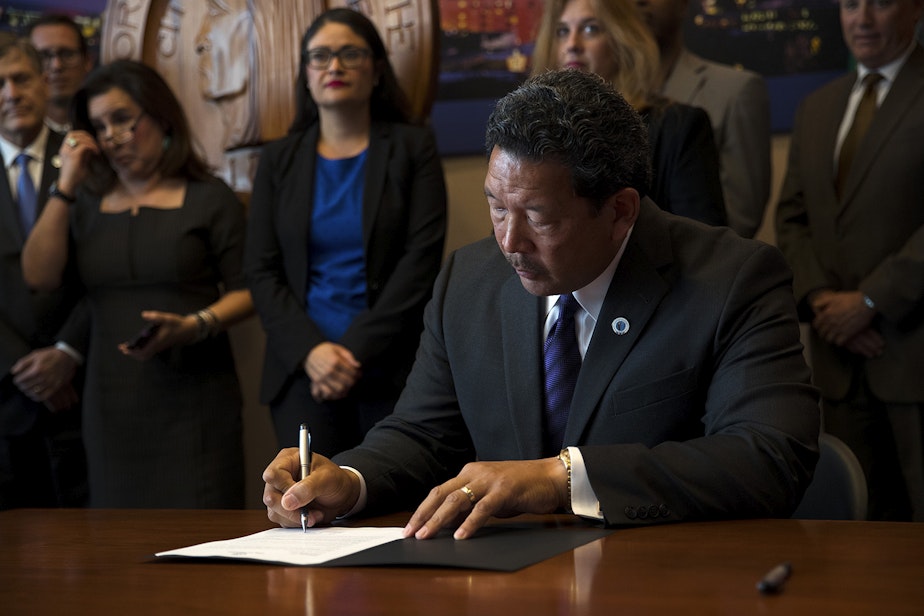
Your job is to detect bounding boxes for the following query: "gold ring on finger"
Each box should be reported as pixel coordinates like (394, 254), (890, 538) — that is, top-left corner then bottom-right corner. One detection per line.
(459, 485), (476, 504)
(66, 137), (78, 147)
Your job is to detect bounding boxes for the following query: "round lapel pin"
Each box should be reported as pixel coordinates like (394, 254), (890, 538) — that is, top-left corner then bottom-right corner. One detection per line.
(611, 317), (630, 335)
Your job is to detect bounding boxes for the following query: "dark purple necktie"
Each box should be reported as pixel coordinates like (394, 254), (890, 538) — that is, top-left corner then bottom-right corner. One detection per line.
(543, 293), (582, 456)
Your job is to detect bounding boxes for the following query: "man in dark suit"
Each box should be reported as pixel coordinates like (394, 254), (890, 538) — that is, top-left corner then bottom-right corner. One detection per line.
(776, 0), (924, 521)
(0, 34), (86, 508)
(263, 69), (819, 539)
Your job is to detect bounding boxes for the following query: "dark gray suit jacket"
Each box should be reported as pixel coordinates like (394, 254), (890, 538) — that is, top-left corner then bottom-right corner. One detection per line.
(662, 49), (771, 238)
(0, 130), (85, 435)
(337, 199), (820, 526)
(245, 121), (447, 404)
(776, 45), (924, 403)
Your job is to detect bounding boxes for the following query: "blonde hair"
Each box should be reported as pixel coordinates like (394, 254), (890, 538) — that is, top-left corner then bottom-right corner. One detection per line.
(532, 0), (660, 110)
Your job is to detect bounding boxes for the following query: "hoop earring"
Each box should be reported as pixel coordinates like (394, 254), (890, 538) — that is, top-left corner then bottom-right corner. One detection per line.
(162, 135), (172, 151)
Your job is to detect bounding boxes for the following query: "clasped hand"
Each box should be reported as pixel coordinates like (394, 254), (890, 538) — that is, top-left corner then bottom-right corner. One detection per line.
(810, 290), (883, 358)
(304, 342), (361, 402)
(262, 449), (569, 540)
(11, 346), (78, 411)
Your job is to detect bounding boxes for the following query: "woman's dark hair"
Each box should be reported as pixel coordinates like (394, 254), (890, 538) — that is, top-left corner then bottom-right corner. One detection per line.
(70, 59), (212, 195)
(288, 8), (412, 133)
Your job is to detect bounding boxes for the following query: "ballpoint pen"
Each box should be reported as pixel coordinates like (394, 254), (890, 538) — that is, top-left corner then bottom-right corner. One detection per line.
(757, 561), (792, 594)
(299, 423), (312, 532)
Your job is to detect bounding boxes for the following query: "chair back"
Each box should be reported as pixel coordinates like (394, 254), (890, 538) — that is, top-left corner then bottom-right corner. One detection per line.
(792, 433), (868, 520)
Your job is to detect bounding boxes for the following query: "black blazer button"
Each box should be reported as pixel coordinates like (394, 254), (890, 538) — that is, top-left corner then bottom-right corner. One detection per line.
(637, 506), (649, 519)
(648, 505), (660, 519)
(659, 504), (671, 518)
(624, 506), (637, 519)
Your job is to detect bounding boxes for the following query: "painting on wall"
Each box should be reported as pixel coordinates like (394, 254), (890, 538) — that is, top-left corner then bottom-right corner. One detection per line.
(0, 0), (106, 57)
(683, 0), (849, 134)
(430, 0), (541, 155)
(430, 0), (852, 155)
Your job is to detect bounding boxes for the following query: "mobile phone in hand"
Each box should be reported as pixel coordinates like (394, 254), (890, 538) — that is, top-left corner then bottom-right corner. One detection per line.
(124, 323), (161, 350)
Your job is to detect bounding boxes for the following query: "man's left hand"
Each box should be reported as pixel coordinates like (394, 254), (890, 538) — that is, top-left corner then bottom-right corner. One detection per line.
(403, 458), (569, 540)
(11, 346), (77, 402)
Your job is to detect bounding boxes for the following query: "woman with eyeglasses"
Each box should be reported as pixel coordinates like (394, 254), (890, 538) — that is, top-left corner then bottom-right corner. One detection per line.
(22, 60), (252, 508)
(532, 0), (727, 227)
(244, 9), (447, 456)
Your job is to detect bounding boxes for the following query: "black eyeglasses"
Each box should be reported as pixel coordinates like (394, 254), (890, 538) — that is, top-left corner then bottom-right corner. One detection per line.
(304, 46), (371, 70)
(37, 48), (84, 68)
(96, 113), (146, 145)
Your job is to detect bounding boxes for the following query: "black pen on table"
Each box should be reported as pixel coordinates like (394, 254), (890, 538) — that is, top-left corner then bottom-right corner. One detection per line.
(757, 561), (792, 594)
(299, 423), (311, 532)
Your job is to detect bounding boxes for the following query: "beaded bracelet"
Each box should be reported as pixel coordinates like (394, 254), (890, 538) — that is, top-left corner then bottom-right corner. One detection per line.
(559, 448), (573, 513)
(191, 308), (220, 342)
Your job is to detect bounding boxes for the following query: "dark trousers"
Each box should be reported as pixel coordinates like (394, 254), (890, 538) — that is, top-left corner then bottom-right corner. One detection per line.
(0, 405), (88, 510)
(823, 377), (924, 521)
(270, 372), (397, 458)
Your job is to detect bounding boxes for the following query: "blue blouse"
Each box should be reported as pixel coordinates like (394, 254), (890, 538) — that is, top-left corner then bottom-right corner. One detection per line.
(305, 150), (368, 341)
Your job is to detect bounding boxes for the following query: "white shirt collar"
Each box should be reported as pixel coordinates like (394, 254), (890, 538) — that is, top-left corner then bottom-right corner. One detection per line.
(544, 225), (635, 322)
(1, 125), (50, 169)
(856, 39), (917, 87)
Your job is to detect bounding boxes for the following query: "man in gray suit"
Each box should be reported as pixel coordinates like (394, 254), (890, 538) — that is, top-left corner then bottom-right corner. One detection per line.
(263, 69), (819, 539)
(0, 34), (86, 508)
(777, 0), (924, 520)
(636, 0), (771, 238)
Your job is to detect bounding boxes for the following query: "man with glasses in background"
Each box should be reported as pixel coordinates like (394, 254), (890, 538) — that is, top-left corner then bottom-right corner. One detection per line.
(28, 14), (93, 133)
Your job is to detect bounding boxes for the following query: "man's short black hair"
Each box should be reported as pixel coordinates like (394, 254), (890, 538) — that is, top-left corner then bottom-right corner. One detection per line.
(485, 69), (652, 207)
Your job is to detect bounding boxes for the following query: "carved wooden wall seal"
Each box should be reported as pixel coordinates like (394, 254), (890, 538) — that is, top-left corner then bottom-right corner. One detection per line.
(99, 0), (439, 193)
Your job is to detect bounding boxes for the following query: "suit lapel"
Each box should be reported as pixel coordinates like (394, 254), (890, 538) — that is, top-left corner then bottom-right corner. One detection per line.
(565, 200), (671, 446)
(363, 123), (389, 253)
(284, 128), (319, 299)
(804, 75), (852, 209)
(664, 50), (706, 102)
(38, 131), (63, 207)
(0, 154), (25, 246)
(841, 46), (924, 204)
(500, 274), (546, 459)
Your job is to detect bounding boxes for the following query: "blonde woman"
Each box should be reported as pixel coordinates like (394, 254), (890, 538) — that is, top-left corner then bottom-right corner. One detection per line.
(533, 0), (726, 226)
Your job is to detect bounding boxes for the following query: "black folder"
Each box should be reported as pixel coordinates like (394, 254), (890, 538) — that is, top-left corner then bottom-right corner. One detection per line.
(324, 521), (614, 571)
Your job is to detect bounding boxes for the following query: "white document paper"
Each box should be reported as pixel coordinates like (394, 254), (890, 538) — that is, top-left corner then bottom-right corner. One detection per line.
(156, 527), (405, 566)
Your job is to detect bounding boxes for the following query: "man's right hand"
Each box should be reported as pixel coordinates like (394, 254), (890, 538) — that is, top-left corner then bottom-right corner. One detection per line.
(262, 448), (362, 528)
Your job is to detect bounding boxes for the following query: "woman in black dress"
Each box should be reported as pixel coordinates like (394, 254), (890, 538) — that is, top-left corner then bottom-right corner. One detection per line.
(23, 60), (253, 508)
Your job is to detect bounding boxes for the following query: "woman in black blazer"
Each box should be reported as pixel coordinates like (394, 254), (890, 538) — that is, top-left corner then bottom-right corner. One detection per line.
(531, 0), (726, 227)
(244, 9), (447, 455)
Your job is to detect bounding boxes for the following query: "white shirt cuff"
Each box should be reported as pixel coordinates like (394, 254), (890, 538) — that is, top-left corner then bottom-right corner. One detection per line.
(569, 446), (604, 520)
(336, 466), (367, 519)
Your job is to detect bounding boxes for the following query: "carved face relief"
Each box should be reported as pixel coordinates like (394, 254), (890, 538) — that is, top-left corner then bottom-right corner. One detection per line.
(195, 0), (253, 100)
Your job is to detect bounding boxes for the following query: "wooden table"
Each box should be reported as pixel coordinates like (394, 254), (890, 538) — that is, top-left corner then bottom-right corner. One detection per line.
(1, 509), (922, 615)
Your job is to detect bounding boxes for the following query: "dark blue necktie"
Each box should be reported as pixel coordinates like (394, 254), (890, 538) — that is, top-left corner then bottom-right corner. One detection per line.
(15, 152), (37, 234)
(543, 293), (582, 456)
